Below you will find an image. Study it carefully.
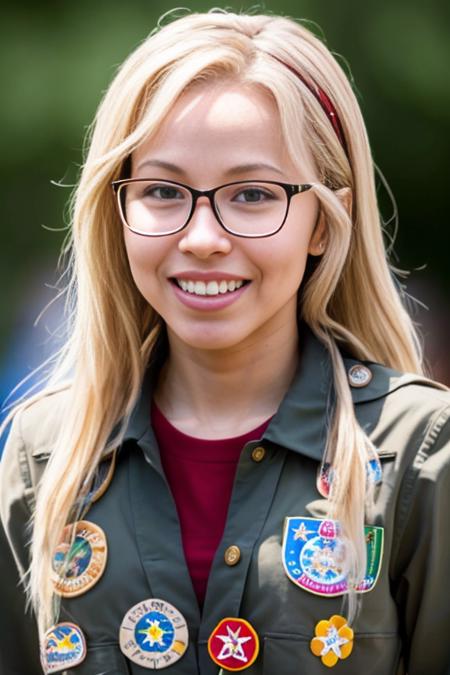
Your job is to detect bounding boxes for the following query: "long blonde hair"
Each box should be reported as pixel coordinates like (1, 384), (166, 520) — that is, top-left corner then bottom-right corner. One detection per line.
(4, 10), (423, 633)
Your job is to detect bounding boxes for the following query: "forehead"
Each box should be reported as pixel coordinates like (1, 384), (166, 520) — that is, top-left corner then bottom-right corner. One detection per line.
(132, 81), (301, 179)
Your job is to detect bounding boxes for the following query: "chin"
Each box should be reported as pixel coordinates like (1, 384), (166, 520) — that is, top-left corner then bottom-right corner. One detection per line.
(168, 325), (254, 353)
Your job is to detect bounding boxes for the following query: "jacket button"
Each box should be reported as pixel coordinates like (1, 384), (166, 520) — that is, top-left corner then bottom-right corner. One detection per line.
(348, 364), (372, 387)
(251, 446), (266, 462)
(224, 545), (241, 566)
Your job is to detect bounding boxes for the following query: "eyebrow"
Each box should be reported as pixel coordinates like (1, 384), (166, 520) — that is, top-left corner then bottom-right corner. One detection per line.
(135, 159), (285, 177)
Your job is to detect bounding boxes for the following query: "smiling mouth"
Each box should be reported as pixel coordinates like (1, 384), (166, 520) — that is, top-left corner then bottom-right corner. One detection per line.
(171, 278), (250, 296)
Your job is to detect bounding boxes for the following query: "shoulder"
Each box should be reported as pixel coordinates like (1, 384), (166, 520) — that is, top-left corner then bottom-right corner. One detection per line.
(11, 384), (72, 460)
(344, 356), (450, 469)
(0, 385), (71, 508)
(0, 386), (70, 575)
(344, 355), (450, 420)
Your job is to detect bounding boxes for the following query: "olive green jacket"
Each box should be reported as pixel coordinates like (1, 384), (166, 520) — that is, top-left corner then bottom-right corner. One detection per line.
(1, 331), (450, 674)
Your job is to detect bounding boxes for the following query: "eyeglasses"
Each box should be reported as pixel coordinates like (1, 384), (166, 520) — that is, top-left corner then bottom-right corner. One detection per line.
(111, 178), (313, 238)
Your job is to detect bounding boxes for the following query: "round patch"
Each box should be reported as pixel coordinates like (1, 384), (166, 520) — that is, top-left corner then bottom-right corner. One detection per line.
(40, 622), (86, 673)
(51, 520), (107, 597)
(208, 617), (259, 671)
(119, 598), (188, 669)
(348, 364), (372, 387)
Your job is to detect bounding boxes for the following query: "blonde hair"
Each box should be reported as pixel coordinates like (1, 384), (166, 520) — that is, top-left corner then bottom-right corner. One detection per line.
(3, 10), (423, 633)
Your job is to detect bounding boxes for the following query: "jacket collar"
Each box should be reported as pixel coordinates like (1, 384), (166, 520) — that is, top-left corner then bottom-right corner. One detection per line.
(120, 325), (446, 462)
(262, 327), (333, 461)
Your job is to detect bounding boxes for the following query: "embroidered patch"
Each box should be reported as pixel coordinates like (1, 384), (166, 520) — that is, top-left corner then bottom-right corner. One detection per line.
(317, 455), (382, 499)
(208, 617), (259, 671)
(52, 520), (107, 597)
(119, 598), (188, 669)
(282, 517), (384, 596)
(310, 614), (354, 667)
(41, 622), (86, 673)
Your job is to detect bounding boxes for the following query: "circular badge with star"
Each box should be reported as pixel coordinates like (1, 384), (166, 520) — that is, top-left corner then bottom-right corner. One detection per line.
(119, 598), (188, 669)
(40, 622), (86, 673)
(208, 617), (259, 671)
(51, 520), (107, 597)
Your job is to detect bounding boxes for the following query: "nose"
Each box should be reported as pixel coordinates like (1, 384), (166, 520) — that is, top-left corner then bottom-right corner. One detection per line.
(177, 197), (232, 258)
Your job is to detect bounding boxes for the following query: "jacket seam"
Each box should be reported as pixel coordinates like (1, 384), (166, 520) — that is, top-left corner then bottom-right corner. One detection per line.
(392, 404), (450, 565)
(354, 378), (449, 406)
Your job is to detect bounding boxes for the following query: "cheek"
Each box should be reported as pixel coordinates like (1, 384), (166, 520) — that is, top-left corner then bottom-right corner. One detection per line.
(123, 230), (166, 297)
(258, 232), (312, 294)
(274, 207), (319, 290)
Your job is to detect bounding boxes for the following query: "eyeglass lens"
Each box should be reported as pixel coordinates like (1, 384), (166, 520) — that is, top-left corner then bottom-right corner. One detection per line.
(118, 180), (288, 236)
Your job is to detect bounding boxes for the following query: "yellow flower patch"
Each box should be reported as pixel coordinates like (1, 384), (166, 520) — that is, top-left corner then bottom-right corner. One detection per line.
(310, 614), (354, 668)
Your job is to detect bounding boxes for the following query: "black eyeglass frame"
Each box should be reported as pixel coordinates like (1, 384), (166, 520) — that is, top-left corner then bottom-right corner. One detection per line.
(111, 178), (313, 238)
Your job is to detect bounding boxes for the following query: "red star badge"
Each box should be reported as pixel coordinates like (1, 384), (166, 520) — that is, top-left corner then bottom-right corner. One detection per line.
(208, 617), (259, 671)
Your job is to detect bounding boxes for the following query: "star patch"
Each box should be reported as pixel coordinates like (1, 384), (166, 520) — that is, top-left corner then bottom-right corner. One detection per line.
(119, 598), (188, 669)
(208, 618), (259, 671)
(310, 615), (354, 667)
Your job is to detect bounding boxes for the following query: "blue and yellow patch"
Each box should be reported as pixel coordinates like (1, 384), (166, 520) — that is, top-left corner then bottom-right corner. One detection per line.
(41, 622), (86, 673)
(282, 517), (384, 596)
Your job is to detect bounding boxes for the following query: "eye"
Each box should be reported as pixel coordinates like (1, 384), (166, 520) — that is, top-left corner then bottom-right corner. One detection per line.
(142, 184), (185, 200)
(231, 186), (276, 203)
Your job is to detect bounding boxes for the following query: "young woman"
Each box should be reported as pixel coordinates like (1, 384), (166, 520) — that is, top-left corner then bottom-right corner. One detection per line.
(1, 10), (449, 675)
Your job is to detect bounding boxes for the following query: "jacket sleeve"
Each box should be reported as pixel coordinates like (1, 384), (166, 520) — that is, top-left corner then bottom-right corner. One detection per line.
(0, 412), (42, 675)
(392, 404), (450, 675)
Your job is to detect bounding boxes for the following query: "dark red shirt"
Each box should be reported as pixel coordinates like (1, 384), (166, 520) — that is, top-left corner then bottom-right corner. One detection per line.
(151, 401), (271, 608)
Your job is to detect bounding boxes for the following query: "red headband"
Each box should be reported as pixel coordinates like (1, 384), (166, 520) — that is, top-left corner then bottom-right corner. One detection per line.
(268, 54), (348, 156)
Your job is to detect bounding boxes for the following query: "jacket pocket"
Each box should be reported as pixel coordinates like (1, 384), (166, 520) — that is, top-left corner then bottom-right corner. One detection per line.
(262, 632), (401, 675)
(65, 643), (130, 674)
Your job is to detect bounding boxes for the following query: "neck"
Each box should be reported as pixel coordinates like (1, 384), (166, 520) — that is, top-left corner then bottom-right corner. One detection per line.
(154, 319), (300, 439)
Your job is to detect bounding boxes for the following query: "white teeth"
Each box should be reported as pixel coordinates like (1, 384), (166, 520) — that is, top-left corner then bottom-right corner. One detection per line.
(176, 279), (246, 296)
(194, 281), (206, 295)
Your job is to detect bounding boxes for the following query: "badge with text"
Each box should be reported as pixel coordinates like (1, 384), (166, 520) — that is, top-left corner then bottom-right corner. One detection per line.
(119, 598), (188, 669)
(208, 618), (259, 671)
(40, 622), (86, 673)
(282, 517), (384, 596)
(52, 520), (108, 597)
(310, 614), (354, 668)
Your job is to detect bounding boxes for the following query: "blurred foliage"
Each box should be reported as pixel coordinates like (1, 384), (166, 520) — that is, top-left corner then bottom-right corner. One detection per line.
(1, 0), (449, 363)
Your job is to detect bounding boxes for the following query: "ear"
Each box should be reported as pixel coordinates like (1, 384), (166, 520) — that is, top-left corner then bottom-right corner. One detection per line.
(308, 187), (352, 256)
(308, 207), (328, 257)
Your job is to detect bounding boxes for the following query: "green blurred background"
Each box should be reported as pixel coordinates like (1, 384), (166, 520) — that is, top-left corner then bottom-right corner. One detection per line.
(1, 0), (449, 404)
